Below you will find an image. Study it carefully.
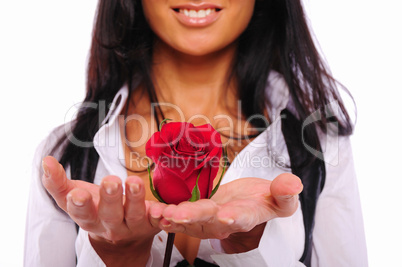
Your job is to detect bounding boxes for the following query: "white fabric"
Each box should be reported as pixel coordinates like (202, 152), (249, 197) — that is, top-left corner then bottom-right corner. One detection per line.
(24, 72), (368, 267)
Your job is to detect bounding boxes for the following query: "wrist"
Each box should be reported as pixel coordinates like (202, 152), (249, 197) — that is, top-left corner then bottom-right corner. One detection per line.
(89, 235), (153, 267)
(220, 223), (266, 254)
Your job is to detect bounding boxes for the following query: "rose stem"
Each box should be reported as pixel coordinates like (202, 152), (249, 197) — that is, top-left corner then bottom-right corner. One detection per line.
(163, 232), (176, 267)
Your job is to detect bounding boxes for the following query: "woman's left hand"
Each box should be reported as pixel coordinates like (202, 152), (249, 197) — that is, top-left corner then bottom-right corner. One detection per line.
(150, 173), (302, 253)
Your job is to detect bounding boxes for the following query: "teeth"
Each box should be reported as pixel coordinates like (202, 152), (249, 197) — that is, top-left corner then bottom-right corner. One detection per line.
(180, 8), (215, 18)
(189, 10), (197, 18)
(198, 10), (206, 18)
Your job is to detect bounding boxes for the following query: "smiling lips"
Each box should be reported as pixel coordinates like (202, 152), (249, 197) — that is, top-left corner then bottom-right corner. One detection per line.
(178, 8), (217, 18)
(172, 6), (222, 27)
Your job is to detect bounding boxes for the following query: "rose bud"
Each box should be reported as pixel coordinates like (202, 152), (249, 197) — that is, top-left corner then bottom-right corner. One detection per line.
(146, 121), (225, 205)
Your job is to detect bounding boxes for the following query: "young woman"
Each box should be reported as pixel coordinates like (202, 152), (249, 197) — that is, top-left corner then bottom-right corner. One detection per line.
(25, 0), (368, 266)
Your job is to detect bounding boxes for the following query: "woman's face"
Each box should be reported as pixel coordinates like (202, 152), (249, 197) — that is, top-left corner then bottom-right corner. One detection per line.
(142, 0), (256, 56)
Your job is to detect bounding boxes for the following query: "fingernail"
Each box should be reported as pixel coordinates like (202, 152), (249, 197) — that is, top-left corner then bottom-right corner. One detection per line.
(163, 215), (172, 220)
(174, 218), (190, 224)
(162, 222), (171, 228)
(297, 183), (304, 194)
(72, 197), (85, 207)
(279, 195), (295, 200)
(129, 183), (140, 195)
(103, 181), (118, 195)
(67, 194), (85, 207)
(220, 218), (235, 225)
(42, 160), (50, 178)
(151, 212), (161, 219)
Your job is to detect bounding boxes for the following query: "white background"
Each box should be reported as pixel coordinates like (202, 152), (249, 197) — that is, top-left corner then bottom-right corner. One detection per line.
(0, 0), (401, 266)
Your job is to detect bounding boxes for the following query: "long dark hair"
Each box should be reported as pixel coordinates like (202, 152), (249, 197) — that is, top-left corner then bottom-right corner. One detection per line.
(53, 0), (353, 184)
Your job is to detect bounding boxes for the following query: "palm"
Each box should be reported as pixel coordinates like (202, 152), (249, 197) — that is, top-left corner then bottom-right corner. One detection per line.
(215, 178), (296, 224)
(216, 178), (274, 225)
(71, 180), (158, 241)
(42, 156), (161, 244)
(155, 174), (302, 241)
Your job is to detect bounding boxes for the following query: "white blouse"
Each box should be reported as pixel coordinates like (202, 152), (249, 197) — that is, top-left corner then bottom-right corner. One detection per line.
(24, 72), (368, 266)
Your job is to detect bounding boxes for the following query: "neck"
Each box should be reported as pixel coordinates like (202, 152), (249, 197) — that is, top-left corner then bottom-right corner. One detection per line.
(150, 40), (238, 119)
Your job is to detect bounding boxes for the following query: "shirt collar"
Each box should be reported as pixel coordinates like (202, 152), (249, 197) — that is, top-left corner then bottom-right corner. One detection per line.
(93, 85), (129, 179)
(265, 70), (290, 115)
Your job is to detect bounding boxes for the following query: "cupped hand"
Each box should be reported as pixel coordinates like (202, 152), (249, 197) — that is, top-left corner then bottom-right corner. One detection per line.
(41, 156), (164, 266)
(152, 173), (302, 253)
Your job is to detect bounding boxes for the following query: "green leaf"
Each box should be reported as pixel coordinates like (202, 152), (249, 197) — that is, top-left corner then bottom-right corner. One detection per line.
(209, 147), (228, 199)
(189, 170), (202, 202)
(147, 161), (165, 203)
(159, 118), (172, 132)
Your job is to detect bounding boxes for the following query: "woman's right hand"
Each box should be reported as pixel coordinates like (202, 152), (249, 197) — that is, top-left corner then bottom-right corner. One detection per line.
(41, 156), (164, 267)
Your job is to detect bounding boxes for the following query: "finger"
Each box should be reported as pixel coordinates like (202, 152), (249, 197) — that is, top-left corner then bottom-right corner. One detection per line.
(159, 219), (186, 233)
(149, 202), (166, 228)
(98, 176), (124, 230)
(270, 173), (303, 217)
(217, 204), (258, 232)
(163, 199), (219, 224)
(159, 205), (192, 235)
(66, 188), (103, 233)
(42, 156), (75, 210)
(125, 176), (146, 228)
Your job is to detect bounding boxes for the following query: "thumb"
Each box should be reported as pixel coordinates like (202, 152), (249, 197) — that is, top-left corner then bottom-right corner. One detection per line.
(270, 173), (303, 218)
(42, 156), (74, 210)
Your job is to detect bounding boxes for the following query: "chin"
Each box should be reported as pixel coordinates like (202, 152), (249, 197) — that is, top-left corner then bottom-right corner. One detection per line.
(178, 47), (217, 57)
(175, 39), (235, 57)
(155, 34), (236, 58)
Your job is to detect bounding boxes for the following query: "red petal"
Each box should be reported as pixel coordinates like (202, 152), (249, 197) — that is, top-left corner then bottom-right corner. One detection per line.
(159, 122), (189, 145)
(145, 132), (171, 164)
(196, 166), (217, 199)
(193, 124), (223, 152)
(153, 165), (192, 205)
(159, 152), (198, 178)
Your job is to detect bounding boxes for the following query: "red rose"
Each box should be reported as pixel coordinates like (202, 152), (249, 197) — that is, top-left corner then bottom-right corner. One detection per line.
(145, 122), (223, 205)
